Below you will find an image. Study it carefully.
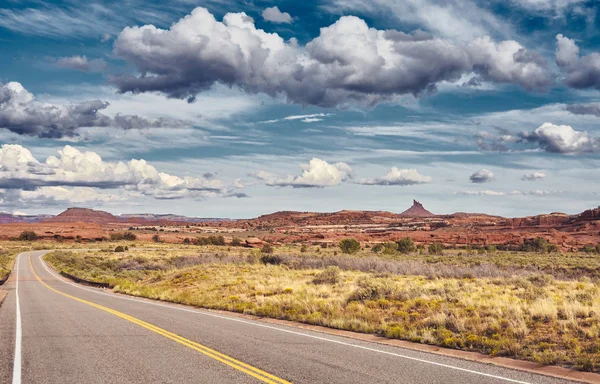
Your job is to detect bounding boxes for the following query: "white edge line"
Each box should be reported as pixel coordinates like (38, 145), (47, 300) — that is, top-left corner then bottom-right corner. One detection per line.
(35, 251), (534, 384)
(12, 254), (21, 384)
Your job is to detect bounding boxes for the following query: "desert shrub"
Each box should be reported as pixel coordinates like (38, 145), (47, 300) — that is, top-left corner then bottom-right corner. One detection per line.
(262, 243), (274, 254)
(486, 245), (497, 253)
(312, 266), (341, 285)
(123, 232), (136, 241)
(348, 277), (395, 302)
(18, 231), (38, 241)
(428, 242), (444, 255)
(300, 245), (307, 253)
(582, 245), (598, 254)
(320, 243), (327, 249)
(194, 237), (209, 246)
(230, 237), (242, 246)
(111, 232), (136, 241)
(376, 242), (397, 255)
(152, 234), (161, 243)
(183, 238), (191, 245)
(114, 246), (125, 252)
(597, 244), (600, 254)
(520, 237), (552, 253)
(371, 244), (384, 253)
(339, 238), (361, 254)
(260, 254), (282, 265)
(396, 237), (416, 254)
(206, 235), (226, 246)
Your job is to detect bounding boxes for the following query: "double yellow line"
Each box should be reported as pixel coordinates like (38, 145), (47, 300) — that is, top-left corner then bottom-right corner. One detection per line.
(28, 255), (291, 384)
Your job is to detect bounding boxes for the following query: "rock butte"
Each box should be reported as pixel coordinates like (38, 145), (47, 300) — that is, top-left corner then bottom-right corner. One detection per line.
(0, 203), (598, 251)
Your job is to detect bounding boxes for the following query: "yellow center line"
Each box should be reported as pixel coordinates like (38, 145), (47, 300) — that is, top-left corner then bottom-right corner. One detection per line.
(27, 254), (291, 384)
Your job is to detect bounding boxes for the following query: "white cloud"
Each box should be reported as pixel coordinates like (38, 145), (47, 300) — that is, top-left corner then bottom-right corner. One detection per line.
(323, 0), (510, 42)
(457, 189), (559, 196)
(18, 186), (127, 205)
(519, 122), (599, 153)
(259, 113), (333, 124)
(470, 169), (495, 183)
(55, 55), (107, 72)
(262, 6), (293, 24)
(0, 144), (233, 200)
(511, 0), (585, 12)
(112, 7), (549, 108)
(252, 158), (353, 188)
(358, 167), (432, 186)
(521, 172), (546, 181)
(458, 189), (506, 196)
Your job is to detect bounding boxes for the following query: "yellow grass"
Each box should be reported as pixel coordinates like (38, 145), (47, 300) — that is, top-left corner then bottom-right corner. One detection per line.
(43, 245), (600, 372)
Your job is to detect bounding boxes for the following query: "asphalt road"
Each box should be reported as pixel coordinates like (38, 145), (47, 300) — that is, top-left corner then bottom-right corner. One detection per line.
(0, 251), (581, 384)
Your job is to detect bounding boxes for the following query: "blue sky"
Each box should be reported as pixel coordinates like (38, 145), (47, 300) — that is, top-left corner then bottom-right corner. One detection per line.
(0, 0), (599, 218)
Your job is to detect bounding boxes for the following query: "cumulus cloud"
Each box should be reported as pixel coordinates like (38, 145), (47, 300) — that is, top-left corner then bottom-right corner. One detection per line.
(467, 37), (550, 91)
(521, 172), (546, 181)
(470, 169), (495, 183)
(55, 55), (107, 72)
(566, 103), (600, 117)
(518, 122), (599, 153)
(358, 167), (432, 186)
(0, 82), (187, 137)
(262, 6), (293, 23)
(111, 7), (550, 108)
(252, 158), (353, 188)
(556, 34), (600, 90)
(0, 144), (233, 200)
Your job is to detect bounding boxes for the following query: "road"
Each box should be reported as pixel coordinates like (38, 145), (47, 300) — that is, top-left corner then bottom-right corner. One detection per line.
(0, 251), (580, 384)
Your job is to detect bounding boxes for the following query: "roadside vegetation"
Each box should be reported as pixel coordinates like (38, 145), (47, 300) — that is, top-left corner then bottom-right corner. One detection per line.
(0, 243), (36, 284)
(44, 238), (600, 372)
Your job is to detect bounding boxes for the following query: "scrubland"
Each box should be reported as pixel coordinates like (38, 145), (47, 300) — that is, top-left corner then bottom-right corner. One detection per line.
(42, 241), (600, 372)
(0, 243), (33, 282)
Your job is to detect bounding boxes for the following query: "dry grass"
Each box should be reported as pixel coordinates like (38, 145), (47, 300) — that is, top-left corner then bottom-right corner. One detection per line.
(44, 246), (600, 372)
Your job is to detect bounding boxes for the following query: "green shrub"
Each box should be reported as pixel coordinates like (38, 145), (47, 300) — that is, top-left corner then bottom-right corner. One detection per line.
(428, 242), (444, 255)
(396, 237), (416, 254)
(339, 238), (360, 254)
(18, 231), (38, 241)
(230, 237), (242, 246)
(520, 237), (553, 253)
(152, 234), (161, 243)
(582, 245), (597, 254)
(371, 244), (384, 253)
(114, 246), (125, 252)
(312, 266), (341, 285)
(382, 242), (399, 255)
(183, 238), (191, 245)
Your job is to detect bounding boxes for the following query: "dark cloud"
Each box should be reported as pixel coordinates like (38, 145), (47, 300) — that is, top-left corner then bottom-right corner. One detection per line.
(111, 7), (551, 108)
(566, 103), (600, 117)
(556, 34), (600, 90)
(470, 169), (495, 183)
(0, 82), (188, 137)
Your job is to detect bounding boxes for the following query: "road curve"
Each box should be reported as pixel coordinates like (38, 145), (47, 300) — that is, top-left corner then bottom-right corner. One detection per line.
(0, 251), (581, 384)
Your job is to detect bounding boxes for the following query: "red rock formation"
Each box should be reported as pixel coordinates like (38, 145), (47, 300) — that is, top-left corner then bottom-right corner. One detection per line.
(45, 207), (117, 224)
(399, 200), (434, 217)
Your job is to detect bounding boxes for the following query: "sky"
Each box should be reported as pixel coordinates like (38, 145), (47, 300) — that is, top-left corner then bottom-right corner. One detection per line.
(0, 0), (599, 218)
